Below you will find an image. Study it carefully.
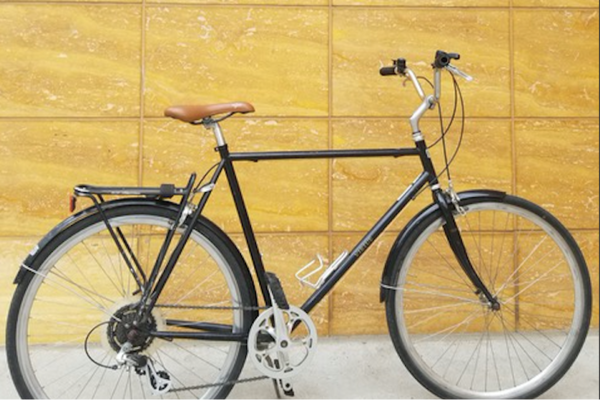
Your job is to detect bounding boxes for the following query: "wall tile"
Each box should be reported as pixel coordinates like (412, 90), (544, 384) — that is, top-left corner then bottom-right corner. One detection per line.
(232, 234), (331, 335)
(145, 6), (329, 117)
(515, 119), (599, 229)
(333, 9), (511, 117)
(0, 120), (139, 236)
(150, 0), (326, 4)
(143, 118), (329, 232)
(0, 238), (38, 343)
(513, 0), (599, 6)
(14, 0), (138, 2)
(0, 5), (141, 117)
(514, 10), (599, 117)
(332, 118), (512, 232)
(330, 234), (392, 335)
(334, 0), (507, 5)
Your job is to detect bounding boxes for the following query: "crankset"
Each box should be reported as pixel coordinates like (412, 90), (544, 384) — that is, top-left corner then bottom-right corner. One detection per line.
(248, 273), (318, 385)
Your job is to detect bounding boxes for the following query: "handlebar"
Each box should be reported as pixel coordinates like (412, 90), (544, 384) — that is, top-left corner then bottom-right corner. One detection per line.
(379, 50), (473, 135)
(379, 50), (472, 101)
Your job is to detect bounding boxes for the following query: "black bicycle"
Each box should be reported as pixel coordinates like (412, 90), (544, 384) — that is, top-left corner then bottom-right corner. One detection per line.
(6, 51), (592, 399)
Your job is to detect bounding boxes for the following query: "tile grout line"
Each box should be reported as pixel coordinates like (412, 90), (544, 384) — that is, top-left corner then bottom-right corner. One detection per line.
(138, 0), (147, 187)
(2, 2), (598, 10)
(327, 0), (334, 338)
(509, 0), (517, 199)
(509, 0), (522, 332)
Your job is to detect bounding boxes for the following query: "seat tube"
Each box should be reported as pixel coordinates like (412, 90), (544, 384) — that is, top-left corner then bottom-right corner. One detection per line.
(217, 144), (272, 306)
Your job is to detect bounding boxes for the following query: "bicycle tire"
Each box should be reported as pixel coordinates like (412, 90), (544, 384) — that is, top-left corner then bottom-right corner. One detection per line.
(385, 195), (592, 399)
(6, 202), (257, 399)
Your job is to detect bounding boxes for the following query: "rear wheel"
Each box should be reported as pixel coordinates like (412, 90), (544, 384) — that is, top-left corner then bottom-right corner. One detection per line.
(7, 204), (256, 399)
(386, 195), (592, 398)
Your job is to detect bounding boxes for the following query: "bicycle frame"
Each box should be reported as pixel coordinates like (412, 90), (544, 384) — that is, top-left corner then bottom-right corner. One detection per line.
(116, 133), (490, 343)
(71, 64), (498, 342)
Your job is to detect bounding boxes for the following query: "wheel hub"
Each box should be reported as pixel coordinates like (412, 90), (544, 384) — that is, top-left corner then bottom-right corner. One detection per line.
(107, 304), (157, 352)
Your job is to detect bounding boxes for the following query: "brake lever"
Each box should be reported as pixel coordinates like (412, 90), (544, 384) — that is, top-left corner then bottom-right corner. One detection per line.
(445, 64), (474, 82)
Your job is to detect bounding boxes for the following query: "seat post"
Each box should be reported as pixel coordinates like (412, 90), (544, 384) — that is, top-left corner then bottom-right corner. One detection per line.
(203, 120), (227, 147)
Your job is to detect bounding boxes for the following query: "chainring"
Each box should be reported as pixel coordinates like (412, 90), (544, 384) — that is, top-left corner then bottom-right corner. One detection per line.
(247, 305), (318, 380)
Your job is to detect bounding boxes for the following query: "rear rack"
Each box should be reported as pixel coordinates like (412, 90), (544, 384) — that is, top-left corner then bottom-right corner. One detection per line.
(74, 184), (187, 199)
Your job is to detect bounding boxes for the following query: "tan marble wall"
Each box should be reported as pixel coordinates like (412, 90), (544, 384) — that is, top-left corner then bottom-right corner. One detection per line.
(0, 1), (598, 340)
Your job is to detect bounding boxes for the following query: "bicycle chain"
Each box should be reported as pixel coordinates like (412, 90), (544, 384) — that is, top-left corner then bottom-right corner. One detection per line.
(154, 303), (270, 392)
(155, 304), (268, 311)
(170, 375), (270, 393)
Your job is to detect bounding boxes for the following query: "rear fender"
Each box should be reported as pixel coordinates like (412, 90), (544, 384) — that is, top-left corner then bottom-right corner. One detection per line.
(13, 198), (259, 317)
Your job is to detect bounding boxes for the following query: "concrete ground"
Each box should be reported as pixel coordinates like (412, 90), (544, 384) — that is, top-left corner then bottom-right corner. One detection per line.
(1, 332), (598, 399)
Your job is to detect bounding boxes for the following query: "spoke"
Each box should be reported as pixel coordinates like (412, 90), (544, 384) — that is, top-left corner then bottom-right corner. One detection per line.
(51, 268), (116, 306)
(138, 370), (147, 399)
(30, 317), (95, 330)
(19, 264), (119, 321)
(406, 268), (472, 289)
(429, 310), (477, 372)
(91, 359), (111, 399)
(169, 341), (222, 371)
(161, 255), (215, 317)
(502, 258), (567, 305)
(492, 211), (512, 290)
(405, 300), (476, 317)
(456, 311), (493, 387)
(499, 310), (549, 368)
(414, 308), (483, 344)
(56, 362), (99, 398)
(489, 211), (497, 292)
(82, 241), (125, 297)
(110, 367), (126, 399)
(66, 253), (109, 309)
(403, 279), (473, 295)
(495, 235), (550, 295)
(497, 312), (530, 382)
(100, 236), (126, 297)
(502, 307), (564, 350)
(425, 238), (474, 290)
(489, 320), (502, 391)
(399, 286), (481, 304)
(499, 273), (572, 291)
(155, 351), (203, 399)
(43, 357), (93, 389)
(499, 311), (518, 388)
(157, 347), (210, 384)
(75, 355), (109, 399)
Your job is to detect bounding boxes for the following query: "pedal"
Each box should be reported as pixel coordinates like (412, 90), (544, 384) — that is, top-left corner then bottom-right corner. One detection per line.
(278, 378), (295, 397)
(266, 272), (289, 310)
(295, 251), (348, 289)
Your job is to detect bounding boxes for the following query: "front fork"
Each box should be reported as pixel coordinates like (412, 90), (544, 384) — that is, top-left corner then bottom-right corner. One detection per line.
(434, 189), (500, 310)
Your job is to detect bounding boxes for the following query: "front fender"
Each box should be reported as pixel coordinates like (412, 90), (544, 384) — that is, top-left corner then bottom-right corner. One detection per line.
(379, 189), (506, 302)
(14, 198), (190, 284)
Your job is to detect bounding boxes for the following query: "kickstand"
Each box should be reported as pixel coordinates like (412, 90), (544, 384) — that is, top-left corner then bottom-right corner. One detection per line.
(272, 379), (282, 399)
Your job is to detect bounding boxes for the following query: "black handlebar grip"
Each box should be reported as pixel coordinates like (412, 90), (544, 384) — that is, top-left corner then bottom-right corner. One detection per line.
(380, 66), (397, 76)
(434, 50), (461, 68)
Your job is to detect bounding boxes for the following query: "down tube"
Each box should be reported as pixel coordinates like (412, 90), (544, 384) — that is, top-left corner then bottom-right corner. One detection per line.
(302, 172), (430, 314)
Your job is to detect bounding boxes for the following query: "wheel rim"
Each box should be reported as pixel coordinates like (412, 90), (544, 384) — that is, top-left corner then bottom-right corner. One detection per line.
(394, 202), (587, 398)
(15, 214), (246, 399)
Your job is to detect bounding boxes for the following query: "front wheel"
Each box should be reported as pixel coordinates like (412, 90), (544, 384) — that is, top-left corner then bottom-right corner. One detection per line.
(386, 195), (592, 399)
(7, 203), (257, 399)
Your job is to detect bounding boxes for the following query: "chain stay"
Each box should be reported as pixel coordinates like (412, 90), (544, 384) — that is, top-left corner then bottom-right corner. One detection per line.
(154, 303), (268, 392)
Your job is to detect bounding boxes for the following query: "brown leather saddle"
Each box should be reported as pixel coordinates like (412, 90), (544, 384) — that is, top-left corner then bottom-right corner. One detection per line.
(164, 102), (255, 123)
